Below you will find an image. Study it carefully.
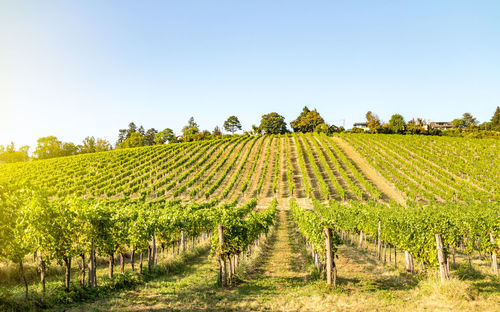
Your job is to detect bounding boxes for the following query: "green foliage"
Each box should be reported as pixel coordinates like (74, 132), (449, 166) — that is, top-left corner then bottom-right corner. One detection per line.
(182, 117), (200, 140)
(223, 116), (242, 134)
(211, 198), (276, 258)
(34, 136), (65, 159)
(259, 112), (288, 134)
(388, 114), (406, 133)
(290, 107), (326, 133)
(316, 199), (499, 268)
(491, 106), (500, 125)
(290, 199), (340, 259)
(0, 143), (29, 163)
(365, 111), (381, 132)
(155, 128), (176, 144)
(120, 132), (144, 148)
(0, 183), (32, 264)
(453, 113), (478, 129)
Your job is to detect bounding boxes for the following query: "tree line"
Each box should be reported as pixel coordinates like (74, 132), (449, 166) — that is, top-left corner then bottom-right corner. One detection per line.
(1, 106), (498, 163)
(359, 107), (500, 135)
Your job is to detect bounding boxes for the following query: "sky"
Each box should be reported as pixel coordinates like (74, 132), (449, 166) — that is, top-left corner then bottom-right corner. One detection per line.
(1, 0), (499, 149)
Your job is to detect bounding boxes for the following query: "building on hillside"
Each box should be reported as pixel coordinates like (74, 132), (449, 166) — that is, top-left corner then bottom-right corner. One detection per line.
(352, 122), (370, 131)
(427, 122), (454, 131)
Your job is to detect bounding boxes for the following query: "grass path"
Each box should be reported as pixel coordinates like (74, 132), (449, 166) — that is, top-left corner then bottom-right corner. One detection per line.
(331, 136), (406, 205)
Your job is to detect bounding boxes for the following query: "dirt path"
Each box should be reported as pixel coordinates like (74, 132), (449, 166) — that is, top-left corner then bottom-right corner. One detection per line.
(278, 136), (289, 198)
(287, 136), (306, 198)
(258, 199), (309, 279)
(331, 136), (406, 206)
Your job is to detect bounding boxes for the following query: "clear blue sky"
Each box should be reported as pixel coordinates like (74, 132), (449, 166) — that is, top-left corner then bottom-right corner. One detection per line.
(1, 1), (499, 148)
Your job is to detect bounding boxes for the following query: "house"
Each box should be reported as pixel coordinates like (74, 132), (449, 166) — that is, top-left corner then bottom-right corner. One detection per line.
(352, 122), (370, 131)
(427, 122), (454, 131)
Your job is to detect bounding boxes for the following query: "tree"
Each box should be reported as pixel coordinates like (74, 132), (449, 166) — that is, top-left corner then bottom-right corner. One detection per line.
(223, 116), (242, 134)
(138, 126), (145, 137)
(34, 136), (63, 159)
(366, 111), (381, 132)
(182, 117), (199, 141)
(491, 106), (500, 125)
(314, 123), (329, 134)
(155, 128), (176, 144)
(18, 145), (30, 161)
(212, 126), (222, 137)
(481, 106), (500, 131)
(290, 107), (325, 133)
(259, 113), (288, 134)
(451, 118), (465, 129)
(61, 142), (79, 156)
(96, 139), (112, 152)
(406, 118), (426, 134)
(462, 113), (478, 127)
(143, 128), (158, 146)
(116, 129), (128, 146)
(388, 114), (406, 133)
(187, 117), (198, 129)
(128, 122), (138, 134)
(0, 143), (29, 163)
(251, 124), (261, 136)
(120, 132), (144, 148)
(81, 137), (97, 154)
(116, 122), (141, 147)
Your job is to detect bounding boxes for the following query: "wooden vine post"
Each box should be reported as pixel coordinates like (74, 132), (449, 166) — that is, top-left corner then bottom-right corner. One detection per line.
(377, 220), (382, 260)
(435, 233), (449, 282)
(39, 251), (46, 295)
(324, 226), (336, 288)
(490, 232), (498, 275)
(181, 228), (186, 252)
(218, 224), (227, 287)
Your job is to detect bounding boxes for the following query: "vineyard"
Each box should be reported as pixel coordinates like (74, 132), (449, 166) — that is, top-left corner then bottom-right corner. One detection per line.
(0, 133), (498, 311)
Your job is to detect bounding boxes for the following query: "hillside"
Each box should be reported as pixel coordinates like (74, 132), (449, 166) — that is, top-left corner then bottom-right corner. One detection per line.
(1, 133), (497, 204)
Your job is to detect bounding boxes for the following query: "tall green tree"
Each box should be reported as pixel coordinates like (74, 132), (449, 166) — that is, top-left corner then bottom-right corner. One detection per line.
(155, 128), (175, 144)
(116, 122), (140, 147)
(223, 116), (242, 134)
(491, 106), (500, 125)
(388, 114), (406, 133)
(406, 118), (426, 134)
(34, 136), (63, 159)
(212, 126), (222, 136)
(462, 113), (478, 127)
(452, 113), (478, 129)
(366, 111), (381, 132)
(182, 117), (199, 141)
(452, 118), (466, 129)
(96, 139), (112, 152)
(81, 137), (97, 153)
(290, 107), (325, 133)
(120, 132), (144, 148)
(143, 128), (158, 146)
(259, 112), (288, 134)
(482, 106), (500, 131)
